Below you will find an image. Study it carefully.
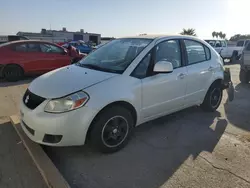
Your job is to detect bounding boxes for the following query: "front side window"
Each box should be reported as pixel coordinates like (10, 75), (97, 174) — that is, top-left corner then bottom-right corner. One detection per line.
(15, 44), (27, 52)
(205, 40), (216, 47)
(77, 38), (152, 73)
(155, 40), (181, 69)
(215, 41), (222, 47)
(184, 40), (206, 65)
(40, 44), (63, 53)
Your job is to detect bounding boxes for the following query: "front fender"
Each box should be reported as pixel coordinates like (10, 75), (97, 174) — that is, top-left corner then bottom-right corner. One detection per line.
(85, 75), (142, 124)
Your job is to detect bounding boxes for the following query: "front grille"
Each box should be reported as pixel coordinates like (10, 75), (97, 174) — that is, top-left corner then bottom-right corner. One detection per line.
(23, 89), (46, 110)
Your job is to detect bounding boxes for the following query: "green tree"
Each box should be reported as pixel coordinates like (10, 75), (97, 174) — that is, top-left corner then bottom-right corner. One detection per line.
(180, 28), (197, 36)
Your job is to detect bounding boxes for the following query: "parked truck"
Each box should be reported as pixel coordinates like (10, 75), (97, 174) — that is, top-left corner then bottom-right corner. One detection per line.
(205, 39), (250, 61)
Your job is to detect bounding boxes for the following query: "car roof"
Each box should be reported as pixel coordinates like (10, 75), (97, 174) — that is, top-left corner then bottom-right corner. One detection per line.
(119, 34), (198, 40)
(2, 40), (60, 46)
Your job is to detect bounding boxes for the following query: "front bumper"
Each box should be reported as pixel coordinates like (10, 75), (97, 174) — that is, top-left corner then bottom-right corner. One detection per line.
(20, 100), (98, 146)
(222, 68), (234, 101)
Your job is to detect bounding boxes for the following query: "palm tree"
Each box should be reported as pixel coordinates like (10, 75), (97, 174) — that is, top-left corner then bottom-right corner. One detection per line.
(215, 32), (219, 38)
(218, 31), (223, 39)
(180, 28), (197, 36)
(221, 33), (226, 39)
(212, 31), (216, 38)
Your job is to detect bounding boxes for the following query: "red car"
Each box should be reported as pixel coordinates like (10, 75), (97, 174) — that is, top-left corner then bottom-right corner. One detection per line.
(0, 40), (72, 81)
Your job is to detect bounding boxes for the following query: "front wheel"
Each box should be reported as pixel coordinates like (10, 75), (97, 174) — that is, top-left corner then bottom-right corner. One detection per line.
(201, 83), (223, 112)
(90, 106), (134, 153)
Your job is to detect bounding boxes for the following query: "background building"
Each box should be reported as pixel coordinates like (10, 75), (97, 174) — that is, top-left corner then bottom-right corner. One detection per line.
(17, 27), (101, 45)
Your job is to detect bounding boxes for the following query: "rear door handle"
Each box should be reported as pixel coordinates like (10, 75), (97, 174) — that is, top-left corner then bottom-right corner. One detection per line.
(178, 73), (186, 79)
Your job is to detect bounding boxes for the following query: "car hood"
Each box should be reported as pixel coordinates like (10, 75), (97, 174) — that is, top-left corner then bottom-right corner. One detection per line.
(28, 65), (118, 98)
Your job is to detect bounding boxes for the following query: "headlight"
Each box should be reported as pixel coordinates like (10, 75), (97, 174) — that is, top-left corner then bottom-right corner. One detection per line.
(44, 91), (89, 113)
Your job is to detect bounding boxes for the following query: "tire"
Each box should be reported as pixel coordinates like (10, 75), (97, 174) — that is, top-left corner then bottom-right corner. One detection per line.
(90, 106), (134, 153)
(3, 64), (24, 82)
(239, 69), (249, 83)
(201, 83), (223, 112)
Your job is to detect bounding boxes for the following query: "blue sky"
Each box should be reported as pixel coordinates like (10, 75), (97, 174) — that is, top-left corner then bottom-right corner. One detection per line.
(0, 0), (249, 39)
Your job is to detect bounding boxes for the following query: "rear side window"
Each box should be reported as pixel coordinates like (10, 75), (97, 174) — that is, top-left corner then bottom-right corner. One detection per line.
(40, 44), (64, 53)
(184, 40), (206, 65)
(27, 43), (40, 52)
(15, 44), (27, 52)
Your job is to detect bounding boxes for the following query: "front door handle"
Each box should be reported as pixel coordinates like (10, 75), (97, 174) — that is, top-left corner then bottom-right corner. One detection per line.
(178, 73), (186, 79)
(208, 66), (215, 71)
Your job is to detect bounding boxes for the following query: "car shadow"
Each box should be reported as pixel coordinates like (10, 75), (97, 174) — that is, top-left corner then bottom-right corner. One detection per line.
(44, 107), (227, 188)
(0, 76), (36, 87)
(224, 83), (250, 132)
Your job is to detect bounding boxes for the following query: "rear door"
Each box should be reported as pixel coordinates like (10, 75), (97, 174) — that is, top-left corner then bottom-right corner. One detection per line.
(39, 43), (71, 70)
(183, 39), (214, 106)
(243, 43), (250, 66)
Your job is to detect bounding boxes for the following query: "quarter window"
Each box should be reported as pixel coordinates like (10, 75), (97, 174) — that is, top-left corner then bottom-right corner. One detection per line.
(155, 40), (181, 69)
(131, 52), (152, 79)
(204, 45), (211, 60)
(184, 40), (206, 65)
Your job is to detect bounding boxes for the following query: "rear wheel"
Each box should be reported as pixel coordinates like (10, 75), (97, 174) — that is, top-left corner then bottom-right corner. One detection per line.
(239, 69), (249, 83)
(3, 65), (24, 82)
(201, 83), (223, 112)
(90, 106), (134, 153)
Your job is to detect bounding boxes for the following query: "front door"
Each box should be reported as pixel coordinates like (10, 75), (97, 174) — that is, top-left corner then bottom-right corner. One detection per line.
(141, 39), (187, 120)
(39, 43), (70, 71)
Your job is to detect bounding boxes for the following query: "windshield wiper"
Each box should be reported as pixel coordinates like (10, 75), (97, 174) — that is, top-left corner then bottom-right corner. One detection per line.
(77, 63), (103, 70)
(76, 63), (122, 74)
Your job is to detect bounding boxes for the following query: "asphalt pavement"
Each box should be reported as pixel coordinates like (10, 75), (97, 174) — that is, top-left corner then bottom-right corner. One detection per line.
(44, 64), (250, 188)
(0, 64), (250, 188)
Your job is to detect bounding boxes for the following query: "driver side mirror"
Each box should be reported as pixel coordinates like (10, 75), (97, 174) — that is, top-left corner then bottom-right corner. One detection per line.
(153, 61), (173, 73)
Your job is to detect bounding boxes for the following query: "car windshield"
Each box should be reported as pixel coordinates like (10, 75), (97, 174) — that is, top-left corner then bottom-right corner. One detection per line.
(76, 38), (152, 73)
